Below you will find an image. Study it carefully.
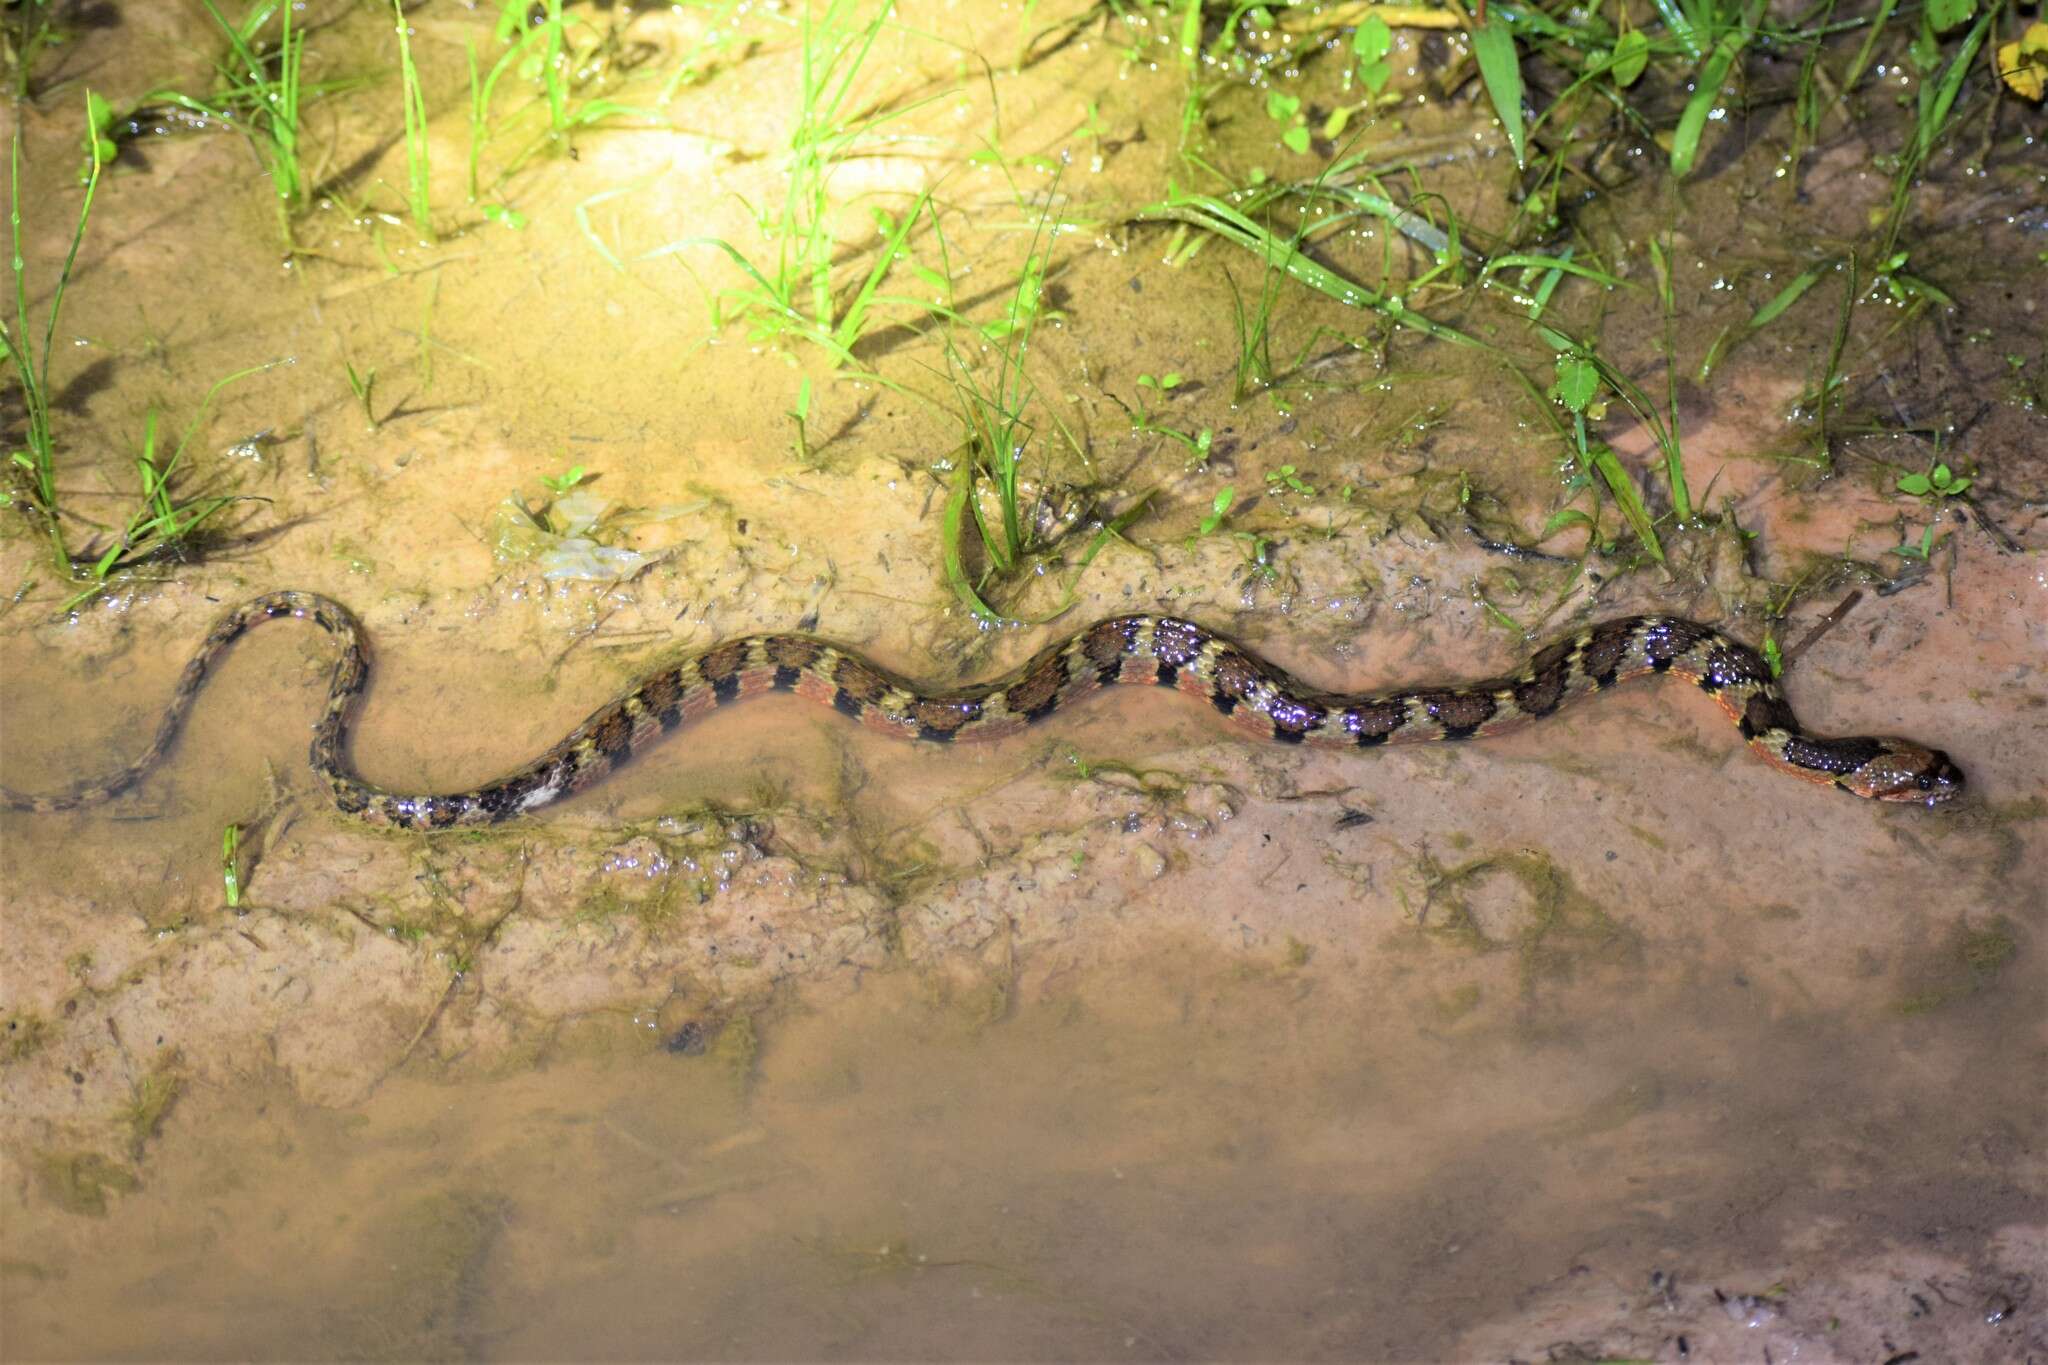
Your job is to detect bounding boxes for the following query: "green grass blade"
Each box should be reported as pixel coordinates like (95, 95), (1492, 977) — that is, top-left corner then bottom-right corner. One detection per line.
(1588, 444), (1665, 562)
(1670, 4), (1762, 178)
(1910, 11), (1992, 164)
(942, 459), (1003, 622)
(1136, 193), (1488, 350)
(1698, 259), (1833, 381)
(1482, 253), (1630, 289)
(1469, 19), (1527, 169)
(1648, 0), (1704, 58)
(831, 190), (931, 355)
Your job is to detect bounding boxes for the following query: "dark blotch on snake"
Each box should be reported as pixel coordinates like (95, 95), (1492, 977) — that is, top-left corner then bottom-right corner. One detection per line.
(1346, 702), (1409, 746)
(830, 657), (890, 705)
(1151, 618), (1205, 668)
(1211, 650), (1264, 707)
(1782, 734), (1887, 775)
(1419, 689), (1498, 732)
(912, 699), (978, 739)
(1514, 663), (1568, 716)
(1579, 621), (1634, 687)
(1006, 654), (1068, 721)
(764, 636), (823, 670)
(1082, 618), (1136, 670)
(1738, 690), (1799, 741)
(589, 710), (634, 762)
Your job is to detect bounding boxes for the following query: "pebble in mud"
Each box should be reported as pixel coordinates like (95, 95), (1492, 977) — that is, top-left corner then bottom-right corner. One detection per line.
(655, 995), (720, 1055)
(663, 1020), (711, 1055)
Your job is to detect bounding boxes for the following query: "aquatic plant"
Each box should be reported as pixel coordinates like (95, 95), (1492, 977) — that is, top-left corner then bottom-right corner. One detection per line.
(678, 0), (947, 366)
(393, 0), (434, 242)
(3, 0), (61, 100)
(81, 1), (339, 246)
(467, 0), (665, 204)
(2, 103), (102, 568)
(931, 176), (1145, 622)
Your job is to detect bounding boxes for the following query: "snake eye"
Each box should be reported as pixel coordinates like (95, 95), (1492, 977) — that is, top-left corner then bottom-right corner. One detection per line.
(1917, 775), (1935, 790)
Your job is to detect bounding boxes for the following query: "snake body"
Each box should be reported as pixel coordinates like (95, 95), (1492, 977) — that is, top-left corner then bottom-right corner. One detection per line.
(0, 590), (1963, 830)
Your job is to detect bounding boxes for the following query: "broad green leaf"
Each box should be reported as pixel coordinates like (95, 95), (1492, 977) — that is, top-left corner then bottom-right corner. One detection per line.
(1611, 30), (1649, 86)
(1469, 20), (1526, 168)
(1550, 355), (1599, 412)
(1670, 26), (1752, 179)
(1354, 16), (1393, 91)
(1352, 15), (1392, 63)
(1925, 0), (1974, 34)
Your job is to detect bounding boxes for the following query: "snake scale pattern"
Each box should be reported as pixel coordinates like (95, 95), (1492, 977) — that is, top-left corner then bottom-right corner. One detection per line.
(0, 590), (1963, 830)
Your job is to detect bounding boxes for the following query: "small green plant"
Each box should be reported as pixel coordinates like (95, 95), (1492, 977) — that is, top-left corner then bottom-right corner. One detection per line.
(344, 360), (379, 430)
(936, 180), (1093, 620)
(1235, 529), (1279, 583)
(1469, 13), (1527, 170)
(88, 4), (332, 243)
(394, 0), (434, 242)
(1526, 348), (1667, 565)
(674, 0), (959, 368)
(200, 0), (307, 232)
(1137, 370), (1182, 403)
(1265, 90), (1310, 156)
(1265, 464), (1315, 498)
(221, 824), (243, 909)
(1668, 0), (1766, 180)
(1115, 371), (1213, 462)
(80, 91), (117, 175)
(467, 0), (661, 200)
(64, 361), (282, 610)
(1896, 460), (1973, 501)
(1352, 14), (1394, 94)
(1184, 485), (1235, 549)
(2, 98), (104, 568)
(1878, 7), (1995, 253)
(1137, 189), (1485, 351)
(4, 0), (62, 100)
(1892, 459), (1973, 561)
(1221, 264), (1280, 399)
(537, 464), (589, 496)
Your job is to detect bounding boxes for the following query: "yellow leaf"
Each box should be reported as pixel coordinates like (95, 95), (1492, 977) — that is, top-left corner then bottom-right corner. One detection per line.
(1998, 21), (2048, 102)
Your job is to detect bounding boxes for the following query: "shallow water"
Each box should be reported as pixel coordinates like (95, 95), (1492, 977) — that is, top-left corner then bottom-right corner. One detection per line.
(3, 0), (2046, 1359)
(8, 941), (2042, 1360)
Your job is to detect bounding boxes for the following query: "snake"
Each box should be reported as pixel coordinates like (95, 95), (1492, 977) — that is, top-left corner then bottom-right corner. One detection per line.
(0, 590), (1963, 830)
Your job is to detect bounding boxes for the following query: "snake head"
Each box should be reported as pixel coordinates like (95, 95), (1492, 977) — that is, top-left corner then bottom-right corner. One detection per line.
(1850, 743), (1966, 805)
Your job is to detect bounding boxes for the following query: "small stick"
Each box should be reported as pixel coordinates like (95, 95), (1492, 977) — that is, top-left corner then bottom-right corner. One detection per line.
(1783, 589), (1863, 667)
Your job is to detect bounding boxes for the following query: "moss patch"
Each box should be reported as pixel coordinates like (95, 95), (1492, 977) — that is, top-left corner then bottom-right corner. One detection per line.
(1893, 915), (2020, 1015)
(1412, 847), (1637, 989)
(2, 1011), (52, 1063)
(34, 1151), (139, 1217)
